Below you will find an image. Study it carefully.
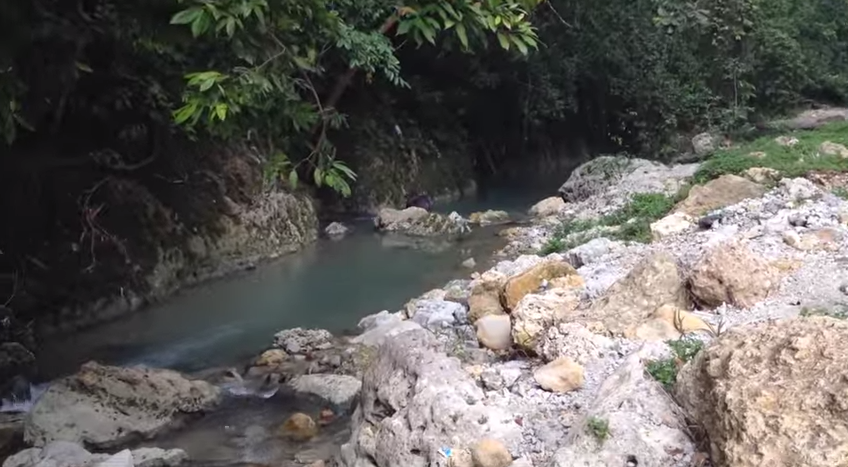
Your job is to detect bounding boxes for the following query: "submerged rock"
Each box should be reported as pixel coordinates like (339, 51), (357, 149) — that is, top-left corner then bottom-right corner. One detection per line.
(24, 362), (220, 449)
(278, 413), (318, 442)
(324, 221), (350, 238)
(375, 207), (470, 237)
(468, 210), (510, 225)
(676, 317), (848, 467)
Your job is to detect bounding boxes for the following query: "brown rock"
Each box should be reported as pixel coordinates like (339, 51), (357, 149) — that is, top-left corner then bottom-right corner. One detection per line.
(675, 174), (766, 216)
(676, 317), (848, 467)
(279, 413), (318, 441)
(819, 141), (848, 158)
(502, 260), (581, 311)
(743, 167), (781, 184)
(254, 349), (287, 367)
(689, 240), (779, 309)
(471, 438), (513, 467)
(468, 280), (506, 323)
(529, 197), (566, 217)
(534, 357), (585, 393)
(586, 253), (690, 336)
(629, 305), (714, 341)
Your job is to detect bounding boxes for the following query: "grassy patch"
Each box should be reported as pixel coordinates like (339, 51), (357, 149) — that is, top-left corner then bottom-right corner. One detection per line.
(800, 304), (848, 320)
(646, 336), (705, 391)
(587, 416), (610, 443)
(834, 187), (848, 200)
(693, 122), (848, 185)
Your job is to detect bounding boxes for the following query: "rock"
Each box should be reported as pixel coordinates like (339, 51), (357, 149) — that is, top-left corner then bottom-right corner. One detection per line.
(529, 197), (566, 217)
(24, 362), (220, 449)
(279, 413), (318, 442)
(273, 328), (333, 354)
(3, 441), (92, 467)
(550, 343), (696, 467)
(536, 322), (615, 364)
(783, 228), (843, 251)
(462, 258), (477, 269)
(632, 305), (714, 341)
(780, 177), (820, 201)
(689, 240), (779, 309)
(748, 151), (768, 158)
(586, 253), (689, 337)
(511, 293), (579, 350)
(475, 315), (512, 351)
(558, 156), (639, 202)
(96, 450), (132, 467)
(819, 141), (848, 158)
(775, 136), (799, 147)
(254, 349), (287, 367)
(409, 300), (464, 330)
(675, 174), (766, 216)
(357, 310), (403, 332)
(351, 320), (422, 348)
(676, 317), (848, 467)
(289, 374), (362, 412)
(564, 238), (623, 268)
(0, 414), (23, 460)
(692, 132), (717, 157)
(778, 108), (848, 129)
(468, 210), (510, 225)
(502, 260), (582, 311)
(339, 330), (522, 467)
(444, 279), (473, 306)
(324, 222), (350, 238)
(467, 280), (506, 323)
(650, 212), (694, 240)
(374, 207), (429, 229)
(533, 357), (584, 393)
(471, 439), (513, 467)
(743, 167), (781, 184)
(132, 447), (188, 467)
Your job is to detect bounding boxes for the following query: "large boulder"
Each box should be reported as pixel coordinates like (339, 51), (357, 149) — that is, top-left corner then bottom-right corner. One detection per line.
(689, 240), (779, 308)
(584, 253), (690, 337)
(692, 132), (718, 157)
(529, 197), (566, 217)
(558, 156), (645, 202)
(549, 344), (696, 467)
(502, 260), (582, 311)
(676, 317), (848, 467)
(564, 238), (624, 268)
(408, 300), (465, 330)
(674, 174), (766, 216)
(374, 207), (428, 229)
(288, 374), (362, 412)
(475, 314), (513, 351)
(467, 280), (506, 323)
(375, 208), (469, 237)
(24, 362), (220, 449)
(339, 330), (522, 467)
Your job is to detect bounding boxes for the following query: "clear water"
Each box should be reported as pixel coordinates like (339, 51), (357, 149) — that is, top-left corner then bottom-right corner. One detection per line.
(38, 184), (556, 379)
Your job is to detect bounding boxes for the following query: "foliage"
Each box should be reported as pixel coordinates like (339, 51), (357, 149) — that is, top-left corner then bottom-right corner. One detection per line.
(693, 122), (848, 184)
(646, 336), (705, 390)
(587, 416), (610, 443)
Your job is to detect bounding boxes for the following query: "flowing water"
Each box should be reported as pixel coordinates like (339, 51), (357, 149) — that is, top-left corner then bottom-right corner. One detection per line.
(23, 183), (558, 466)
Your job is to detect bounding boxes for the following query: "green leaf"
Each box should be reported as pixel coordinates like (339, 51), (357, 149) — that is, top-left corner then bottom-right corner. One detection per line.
(313, 168), (323, 187)
(170, 7), (202, 25)
(214, 103), (228, 121)
(497, 32), (510, 50)
(288, 170), (298, 189)
(225, 17), (236, 37)
(191, 12), (211, 37)
(456, 22), (469, 48)
(173, 102), (198, 125)
(199, 77), (215, 92)
(511, 34), (529, 54)
(397, 19), (413, 35)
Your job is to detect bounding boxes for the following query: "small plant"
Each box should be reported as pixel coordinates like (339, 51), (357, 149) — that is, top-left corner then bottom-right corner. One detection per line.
(587, 416), (609, 443)
(834, 187), (848, 200)
(646, 336), (705, 391)
(800, 304), (848, 320)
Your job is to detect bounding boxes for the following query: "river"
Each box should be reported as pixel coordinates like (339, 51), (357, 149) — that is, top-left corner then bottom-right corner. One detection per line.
(37, 183), (555, 379)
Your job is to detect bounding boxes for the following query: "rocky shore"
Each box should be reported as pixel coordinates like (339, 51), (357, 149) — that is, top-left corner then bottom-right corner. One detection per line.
(4, 123), (848, 467)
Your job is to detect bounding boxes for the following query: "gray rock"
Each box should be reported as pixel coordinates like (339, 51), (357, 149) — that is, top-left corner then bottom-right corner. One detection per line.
(2, 443), (186, 467)
(444, 279), (472, 306)
(95, 450), (132, 467)
(692, 132), (718, 157)
(565, 238), (623, 268)
(24, 363), (220, 449)
(351, 320), (422, 348)
(339, 330), (522, 467)
(549, 343), (695, 467)
(357, 311), (402, 332)
(325, 222), (350, 238)
(409, 300), (464, 330)
(273, 328), (333, 354)
(289, 374), (362, 412)
(475, 314), (513, 351)
(132, 447), (188, 467)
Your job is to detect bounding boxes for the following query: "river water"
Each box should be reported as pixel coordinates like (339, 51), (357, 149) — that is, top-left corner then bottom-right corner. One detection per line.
(38, 184), (555, 379)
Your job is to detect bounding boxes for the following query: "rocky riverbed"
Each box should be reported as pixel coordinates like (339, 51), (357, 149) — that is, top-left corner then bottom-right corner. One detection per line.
(4, 129), (848, 467)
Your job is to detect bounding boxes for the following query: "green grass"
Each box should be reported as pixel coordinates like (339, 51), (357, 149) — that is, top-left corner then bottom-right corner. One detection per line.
(587, 416), (610, 443)
(799, 304), (848, 320)
(834, 187), (848, 200)
(693, 122), (848, 185)
(646, 336), (705, 391)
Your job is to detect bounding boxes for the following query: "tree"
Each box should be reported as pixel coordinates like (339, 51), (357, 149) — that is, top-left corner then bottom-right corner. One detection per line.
(168, 0), (542, 196)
